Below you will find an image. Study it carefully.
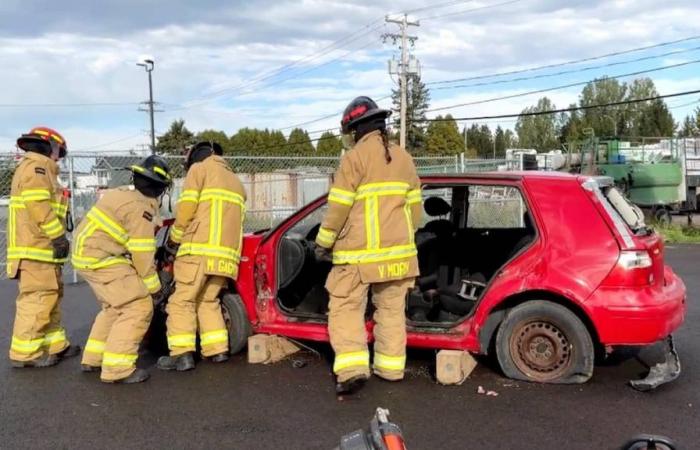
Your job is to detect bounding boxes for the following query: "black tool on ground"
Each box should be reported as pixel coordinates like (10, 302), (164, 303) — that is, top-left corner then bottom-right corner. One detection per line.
(629, 335), (681, 392)
(337, 407), (406, 450)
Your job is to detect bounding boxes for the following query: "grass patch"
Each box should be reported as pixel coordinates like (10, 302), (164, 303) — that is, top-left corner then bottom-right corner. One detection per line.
(655, 225), (700, 244)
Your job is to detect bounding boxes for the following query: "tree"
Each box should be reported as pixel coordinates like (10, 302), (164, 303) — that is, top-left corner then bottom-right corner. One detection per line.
(494, 126), (507, 158)
(515, 97), (560, 151)
(425, 115), (464, 155)
(578, 78), (628, 137)
(678, 115), (698, 137)
(195, 129), (231, 154)
(287, 128), (314, 155)
(230, 127), (267, 153)
(626, 78), (675, 136)
(392, 74), (431, 152)
(157, 119), (195, 153)
(316, 131), (343, 155)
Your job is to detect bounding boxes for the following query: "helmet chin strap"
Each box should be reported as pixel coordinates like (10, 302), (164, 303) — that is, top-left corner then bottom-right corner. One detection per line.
(49, 140), (62, 161)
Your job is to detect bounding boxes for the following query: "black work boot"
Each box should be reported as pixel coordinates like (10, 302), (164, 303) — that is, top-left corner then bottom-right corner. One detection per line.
(11, 344), (82, 369)
(208, 352), (229, 363)
(157, 352), (195, 371)
(335, 375), (369, 395)
(108, 368), (150, 384)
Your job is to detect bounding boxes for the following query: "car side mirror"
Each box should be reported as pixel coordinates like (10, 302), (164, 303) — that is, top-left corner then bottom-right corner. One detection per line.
(621, 435), (676, 450)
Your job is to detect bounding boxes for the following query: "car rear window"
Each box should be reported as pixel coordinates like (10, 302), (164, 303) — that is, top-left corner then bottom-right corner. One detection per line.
(601, 186), (647, 233)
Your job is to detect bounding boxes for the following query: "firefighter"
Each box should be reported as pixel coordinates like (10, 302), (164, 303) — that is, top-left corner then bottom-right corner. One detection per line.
(156, 141), (246, 372)
(315, 96), (422, 394)
(8, 127), (79, 368)
(73, 155), (172, 384)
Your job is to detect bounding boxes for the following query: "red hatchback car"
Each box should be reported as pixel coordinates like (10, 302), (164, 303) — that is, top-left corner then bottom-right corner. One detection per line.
(158, 171), (686, 384)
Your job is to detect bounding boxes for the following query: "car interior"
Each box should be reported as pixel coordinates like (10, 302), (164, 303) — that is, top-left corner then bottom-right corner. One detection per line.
(276, 184), (537, 326)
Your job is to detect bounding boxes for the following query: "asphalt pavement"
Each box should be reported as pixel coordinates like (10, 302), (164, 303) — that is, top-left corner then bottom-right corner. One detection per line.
(0, 245), (698, 450)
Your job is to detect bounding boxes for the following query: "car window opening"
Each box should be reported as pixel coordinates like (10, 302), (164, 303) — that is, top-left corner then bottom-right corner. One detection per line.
(275, 184), (537, 326)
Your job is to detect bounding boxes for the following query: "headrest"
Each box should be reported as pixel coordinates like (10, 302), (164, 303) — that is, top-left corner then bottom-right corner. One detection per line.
(424, 196), (451, 217)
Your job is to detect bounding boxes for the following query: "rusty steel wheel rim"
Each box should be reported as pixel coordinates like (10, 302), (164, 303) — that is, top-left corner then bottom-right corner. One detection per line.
(509, 319), (572, 381)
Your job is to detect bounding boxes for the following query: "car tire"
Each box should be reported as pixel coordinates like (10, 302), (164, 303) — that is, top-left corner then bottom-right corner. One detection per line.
(220, 291), (252, 355)
(495, 300), (594, 384)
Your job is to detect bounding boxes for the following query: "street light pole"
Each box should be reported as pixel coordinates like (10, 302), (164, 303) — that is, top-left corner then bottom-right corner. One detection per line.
(137, 59), (156, 154)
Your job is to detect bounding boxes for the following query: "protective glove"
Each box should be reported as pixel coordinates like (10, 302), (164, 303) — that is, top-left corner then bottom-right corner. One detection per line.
(164, 238), (180, 262)
(153, 270), (174, 306)
(314, 244), (333, 263)
(51, 235), (70, 259)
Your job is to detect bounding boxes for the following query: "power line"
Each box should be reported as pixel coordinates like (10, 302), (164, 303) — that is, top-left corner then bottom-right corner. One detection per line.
(418, 0), (523, 21)
(418, 88), (700, 122)
(426, 59), (700, 113)
(400, 0), (477, 15)
(427, 34), (700, 86)
(0, 102), (139, 108)
(432, 45), (700, 91)
(277, 94), (392, 131)
(73, 133), (145, 151)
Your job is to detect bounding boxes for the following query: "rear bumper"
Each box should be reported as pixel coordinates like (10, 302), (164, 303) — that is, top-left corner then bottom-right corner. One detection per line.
(588, 268), (686, 345)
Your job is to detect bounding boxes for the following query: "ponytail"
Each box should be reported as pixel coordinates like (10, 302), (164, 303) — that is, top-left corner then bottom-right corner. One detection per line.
(381, 130), (392, 164)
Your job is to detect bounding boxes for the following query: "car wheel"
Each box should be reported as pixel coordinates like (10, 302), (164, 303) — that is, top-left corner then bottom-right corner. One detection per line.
(220, 291), (252, 355)
(653, 207), (672, 226)
(495, 300), (594, 384)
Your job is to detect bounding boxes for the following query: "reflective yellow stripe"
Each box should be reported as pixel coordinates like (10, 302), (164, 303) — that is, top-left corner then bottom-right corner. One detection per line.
(170, 226), (184, 242)
(178, 243), (240, 261)
(209, 198), (221, 245)
(102, 352), (138, 367)
(328, 187), (356, 206)
(85, 339), (106, 355)
(333, 350), (370, 373)
(142, 273), (161, 292)
(356, 182), (409, 199)
(152, 166), (171, 180)
(44, 329), (67, 346)
(316, 227), (337, 247)
(374, 353), (406, 372)
(200, 329), (228, 346)
(332, 244), (417, 265)
(51, 201), (69, 218)
(71, 255), (130, 269)
(10, 336), (44, 354)
(406, 188), (422, 205)
(168, 334), (196, 348)
(365, 196), (379, 249)
(40, 218), (64, 238)
(404, 203), (414, 244)
(127, 238), (156, 253)
(178, 189), (199, 203)
(199, 188), (246, 207)
(87, 208), (128, 244)
(7, 247), (66, 264)
(21, 189), (52, 201)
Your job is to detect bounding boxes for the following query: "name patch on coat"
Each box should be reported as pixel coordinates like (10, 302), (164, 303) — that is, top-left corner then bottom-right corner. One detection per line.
(34, 167), (46, 175)
(142, 211), (153, 222)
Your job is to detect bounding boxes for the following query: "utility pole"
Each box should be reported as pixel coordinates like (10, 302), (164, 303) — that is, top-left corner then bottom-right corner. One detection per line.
(137, 59), (161, 154)
(385, 14), (419, 149)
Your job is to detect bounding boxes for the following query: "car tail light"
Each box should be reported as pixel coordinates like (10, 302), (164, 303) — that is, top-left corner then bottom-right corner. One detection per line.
(602, 250), (654, 287)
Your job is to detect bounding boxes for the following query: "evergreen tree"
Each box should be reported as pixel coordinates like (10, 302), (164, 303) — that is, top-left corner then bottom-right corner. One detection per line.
(392, 74), (431, 152)
(157, 119), (195, 154)
(425, 115), (463, 155)
(287, 128), (314, 155)
(316, 131), (343, 155)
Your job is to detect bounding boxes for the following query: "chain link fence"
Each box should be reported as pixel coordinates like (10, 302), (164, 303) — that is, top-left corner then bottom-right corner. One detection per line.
(0, 151), (505, 281)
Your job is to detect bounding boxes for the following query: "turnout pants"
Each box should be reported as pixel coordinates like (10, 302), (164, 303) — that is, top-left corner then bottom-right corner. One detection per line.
(79, 265), (153, 382)
(165, 256), (228, 357)
(10, 260), (70, 362)
(326, 265), (414, 383)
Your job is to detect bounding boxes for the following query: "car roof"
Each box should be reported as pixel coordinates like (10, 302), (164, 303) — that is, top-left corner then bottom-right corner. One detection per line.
(419, 170), (581, 183)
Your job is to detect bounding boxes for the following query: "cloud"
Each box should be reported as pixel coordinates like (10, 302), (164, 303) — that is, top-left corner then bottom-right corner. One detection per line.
(0, 0), (699, 150)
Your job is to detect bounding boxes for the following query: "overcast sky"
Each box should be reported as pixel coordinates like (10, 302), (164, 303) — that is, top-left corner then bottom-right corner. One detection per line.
(1, 0), (699, 152)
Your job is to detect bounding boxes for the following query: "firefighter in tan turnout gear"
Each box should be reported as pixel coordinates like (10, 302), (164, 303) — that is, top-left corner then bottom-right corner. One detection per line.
(73, 156), (172, 384)
(315, 96), (422, 394)
(7, 127), (79, 368)
(157, 141), (246, 372)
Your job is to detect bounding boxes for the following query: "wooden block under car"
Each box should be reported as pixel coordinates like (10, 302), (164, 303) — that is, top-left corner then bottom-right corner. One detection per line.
(436, 350), (477, 385)
(247, 334), (300, 364)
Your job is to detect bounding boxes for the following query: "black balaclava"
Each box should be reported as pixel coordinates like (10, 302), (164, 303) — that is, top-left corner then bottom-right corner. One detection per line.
(22, 140), (52, 157)
(134, 173), (167, 198)
(353, 116), (386, 143)
(187, 146), (214, 169)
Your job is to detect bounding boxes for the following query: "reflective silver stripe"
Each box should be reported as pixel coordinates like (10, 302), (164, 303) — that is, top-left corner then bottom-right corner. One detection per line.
(373, 353), (406, 371)
(332, 244), (417, 265)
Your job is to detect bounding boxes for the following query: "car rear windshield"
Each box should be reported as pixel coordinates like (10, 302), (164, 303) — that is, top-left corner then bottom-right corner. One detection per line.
(601, 186), (647, 233)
